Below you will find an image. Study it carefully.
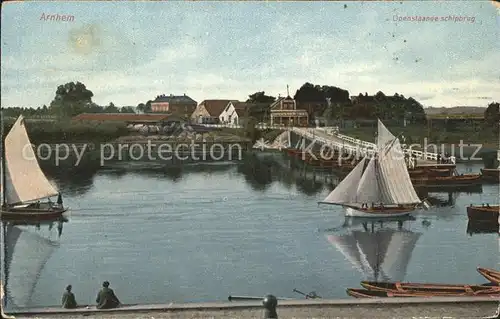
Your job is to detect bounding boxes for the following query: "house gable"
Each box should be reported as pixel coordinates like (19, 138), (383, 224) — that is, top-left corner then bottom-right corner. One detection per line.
(200, 99), (237, 117)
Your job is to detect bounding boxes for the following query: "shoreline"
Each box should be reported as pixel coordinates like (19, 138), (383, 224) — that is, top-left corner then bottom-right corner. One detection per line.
(9, 297), (499, 318)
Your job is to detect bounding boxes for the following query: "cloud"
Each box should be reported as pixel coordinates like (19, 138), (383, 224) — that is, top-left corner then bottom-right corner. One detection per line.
(1, 1), (498, 108)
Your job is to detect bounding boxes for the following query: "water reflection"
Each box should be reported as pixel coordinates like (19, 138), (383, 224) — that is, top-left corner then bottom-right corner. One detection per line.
(40, 159), (100, 197)
(2, 218), (66, 309)
(41, 153), (485, 201)
(466, 220), (499, 236)
(326, 216), (421, 282)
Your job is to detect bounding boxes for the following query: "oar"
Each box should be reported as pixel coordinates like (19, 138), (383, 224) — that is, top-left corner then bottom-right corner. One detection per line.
(293, 289), (321, 299)
(228, 295), (293, 301)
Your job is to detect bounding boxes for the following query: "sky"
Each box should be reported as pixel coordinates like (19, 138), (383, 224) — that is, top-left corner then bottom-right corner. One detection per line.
(1, 1), (498, 109)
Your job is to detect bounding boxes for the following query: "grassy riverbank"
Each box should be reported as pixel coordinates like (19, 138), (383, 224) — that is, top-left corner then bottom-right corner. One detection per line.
(4, 117), (496, 148)
(2, 118), (129, 144)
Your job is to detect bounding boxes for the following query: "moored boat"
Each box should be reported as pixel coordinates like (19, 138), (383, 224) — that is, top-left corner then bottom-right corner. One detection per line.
(319, 119), (426, 218)
(347, 288), (423, 298)
(408, 167), (454, 177)
(412, 174), (483, 187)
(0, 115), (68, 220)
(477, 267), (500, 285)
(466, 205), (499, 222)
(360, 281), (500, 295)
(347, 287), (500, 298)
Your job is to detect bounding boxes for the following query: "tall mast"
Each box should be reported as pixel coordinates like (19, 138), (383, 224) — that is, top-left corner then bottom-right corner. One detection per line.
(1, 109), (6, 208)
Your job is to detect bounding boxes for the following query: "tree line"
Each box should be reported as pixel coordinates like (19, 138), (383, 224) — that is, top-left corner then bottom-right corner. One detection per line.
(2, 82), (135, 118)
(2, 81), (498, 127)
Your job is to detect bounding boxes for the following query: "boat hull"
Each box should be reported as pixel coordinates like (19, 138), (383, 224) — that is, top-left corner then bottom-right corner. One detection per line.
(1, 203), (67, 221)
(466, 206), (499, 222)
(477, 267), (500, 285)
(346, 288), (422, 298)
(345, 207), (413, 218)
(360, 281), (500, 295)
(409, 168), (453, 177)
(412, 174), (483, 187)
(347, 287), (500, 298)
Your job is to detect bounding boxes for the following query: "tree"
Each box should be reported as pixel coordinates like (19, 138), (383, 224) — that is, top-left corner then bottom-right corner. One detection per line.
(120, 106), (135, 113)
(104, 102), (119, 113)
(293, 82), (351, 120)
(49, 81), (95, 117)
(137, 103), (146, 112)
(144, 100), (152, 113)
(246, 91), (276, 104)
(484, 102), (499, 125)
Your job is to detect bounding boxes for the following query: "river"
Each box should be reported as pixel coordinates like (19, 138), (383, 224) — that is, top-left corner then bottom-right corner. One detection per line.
(1, 153), (498, 309)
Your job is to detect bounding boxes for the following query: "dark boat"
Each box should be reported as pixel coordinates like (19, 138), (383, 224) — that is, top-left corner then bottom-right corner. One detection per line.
(466, 205), (499, 222)
(415, 183), (483, 194)
(481, 168), (500, 183)
(411, 174), (483, 187)
(0, 116), (68, 220)
(477, 267), (500, 285)
(409, 167), (453, 177)
(360, 281), (500, 295)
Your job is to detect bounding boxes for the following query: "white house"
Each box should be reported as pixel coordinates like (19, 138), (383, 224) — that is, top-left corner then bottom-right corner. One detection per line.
(219, 101), (246, 125)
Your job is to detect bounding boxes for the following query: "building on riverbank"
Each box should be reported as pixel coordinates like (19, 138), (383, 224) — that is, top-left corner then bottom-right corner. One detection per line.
(191, 99), (238, 124)
(270, 95), (309, 126)
(150, 94), (197, 118)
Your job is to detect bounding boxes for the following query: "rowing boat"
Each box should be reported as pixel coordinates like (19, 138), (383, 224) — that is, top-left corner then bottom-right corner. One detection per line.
(347, 287), (500, 298)
(360, 281), (500, 295)
(477, 267), (500, 285)
(347, 288), (424, 298)
(467, 205), (500, 222)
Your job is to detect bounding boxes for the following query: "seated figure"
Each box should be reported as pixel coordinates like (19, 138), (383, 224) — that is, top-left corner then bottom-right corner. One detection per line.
(61, 285), (77, 309)
(96, 281), (121, 309)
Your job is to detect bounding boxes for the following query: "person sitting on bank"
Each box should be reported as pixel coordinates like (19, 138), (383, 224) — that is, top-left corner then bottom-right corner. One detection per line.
(96, 281), (121, 309)
(61, 285), (77, 309)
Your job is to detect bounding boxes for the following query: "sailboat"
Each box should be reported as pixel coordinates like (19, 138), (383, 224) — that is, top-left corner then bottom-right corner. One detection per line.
(0, 115), (67, 220)
(319, 119), (425, 217)
(327, 218), (421, 282)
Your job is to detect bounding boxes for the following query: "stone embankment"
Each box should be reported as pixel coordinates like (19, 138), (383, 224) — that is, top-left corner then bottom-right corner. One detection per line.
(10, 297), (499, 319)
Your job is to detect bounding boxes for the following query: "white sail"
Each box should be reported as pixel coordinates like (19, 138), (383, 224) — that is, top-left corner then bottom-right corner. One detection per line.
(3, 116), (59, 205)
(322, 157), (367, 204)
(355, 156), (388, 204)
(377, 119), (396, 150)
(3, 224), (58, 308)
(378, 138), (421, 204)
(327, 229), (421, 281)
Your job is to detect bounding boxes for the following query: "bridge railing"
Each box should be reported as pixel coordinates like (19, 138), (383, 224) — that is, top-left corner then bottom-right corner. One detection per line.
(291, 127), (377, 158)
(330, 131), (455, 163)
(291, 128), (456, 164)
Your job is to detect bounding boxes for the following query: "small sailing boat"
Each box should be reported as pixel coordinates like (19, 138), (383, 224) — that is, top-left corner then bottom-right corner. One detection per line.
(319, 120), (425, 217)
(0, 115), (67, 220)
